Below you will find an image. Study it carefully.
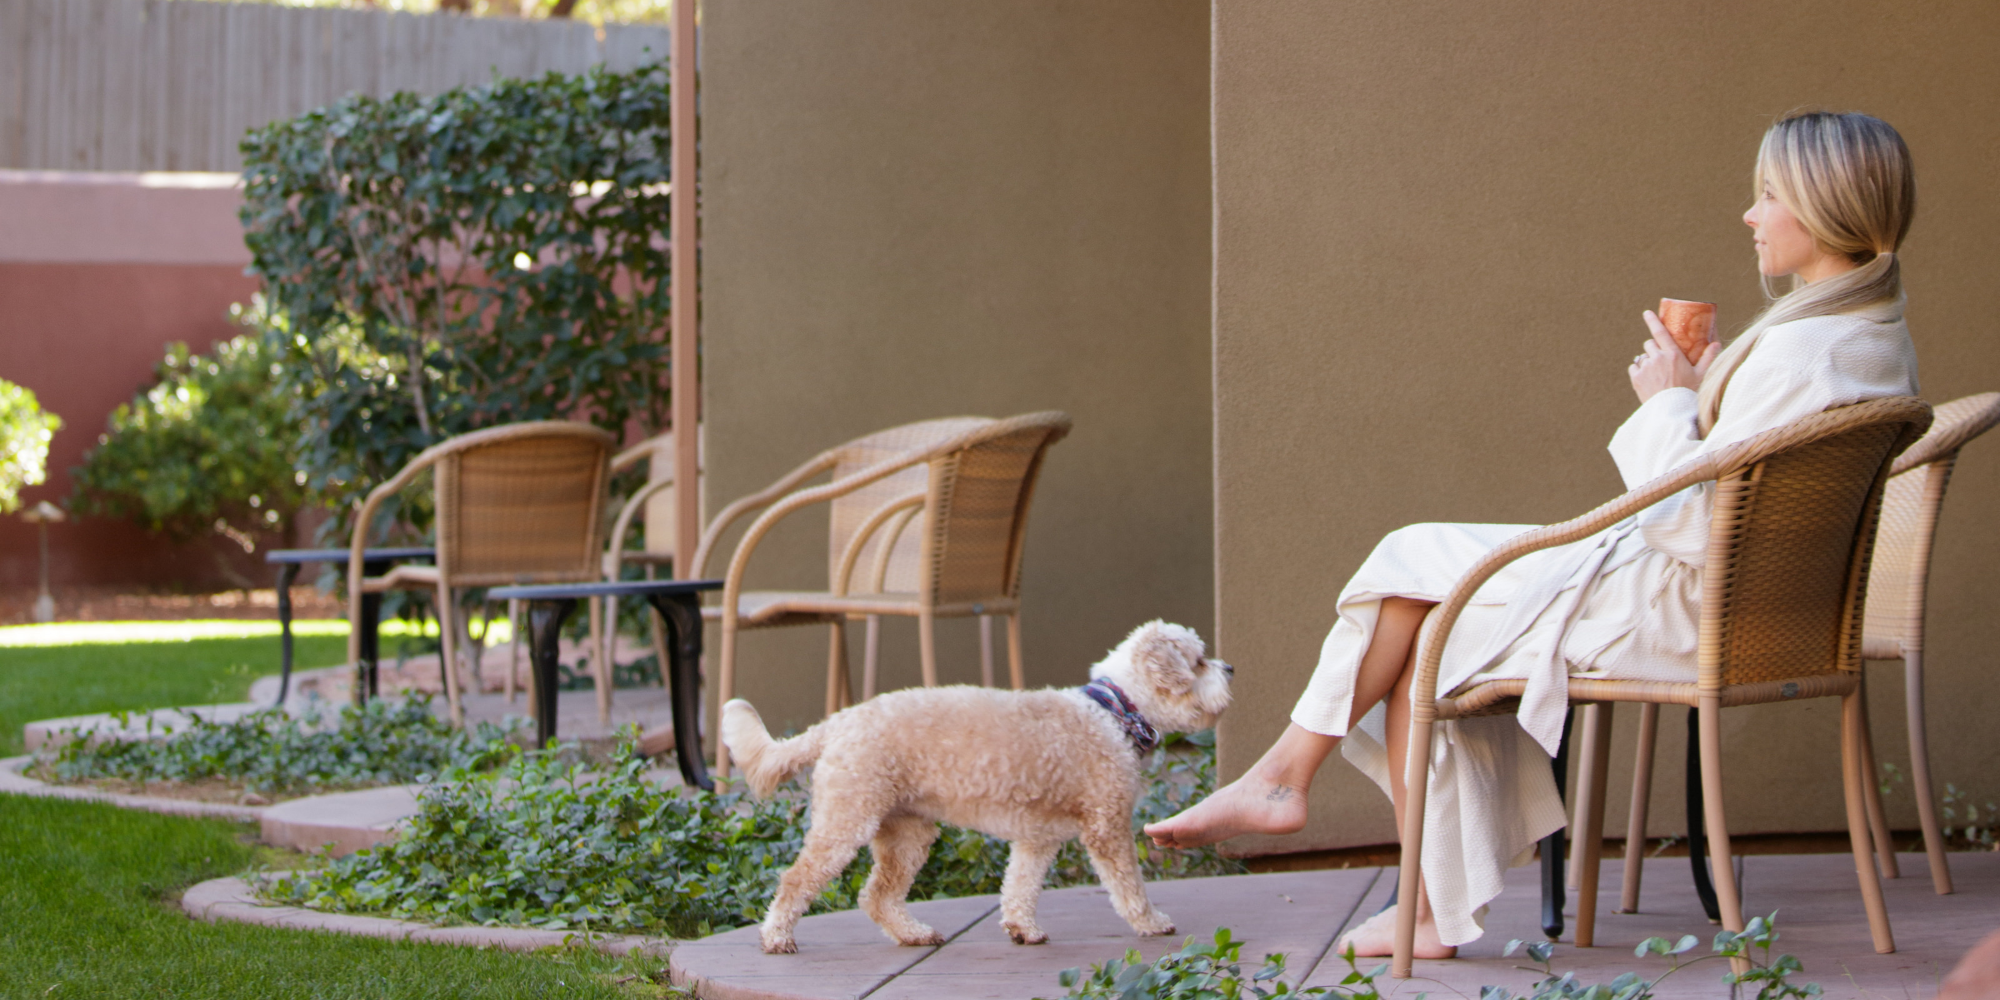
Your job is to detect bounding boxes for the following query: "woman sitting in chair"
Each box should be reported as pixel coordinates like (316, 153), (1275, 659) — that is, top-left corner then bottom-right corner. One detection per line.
(1145, 111), (1919, 957)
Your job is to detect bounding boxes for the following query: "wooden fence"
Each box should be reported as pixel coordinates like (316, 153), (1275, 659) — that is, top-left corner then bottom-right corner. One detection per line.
(0, 0), (670, 172)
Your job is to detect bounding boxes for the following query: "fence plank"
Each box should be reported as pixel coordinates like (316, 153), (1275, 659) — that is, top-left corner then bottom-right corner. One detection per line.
(0, 0), (669, 171)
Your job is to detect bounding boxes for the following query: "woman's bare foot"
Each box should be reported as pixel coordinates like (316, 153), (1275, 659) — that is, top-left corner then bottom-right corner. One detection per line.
(1143, 775), (1309, 848)
(1333, 904), (1456, 960)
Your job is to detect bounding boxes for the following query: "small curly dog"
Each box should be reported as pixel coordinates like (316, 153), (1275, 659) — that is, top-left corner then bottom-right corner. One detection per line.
(721, 619), (1233, 954)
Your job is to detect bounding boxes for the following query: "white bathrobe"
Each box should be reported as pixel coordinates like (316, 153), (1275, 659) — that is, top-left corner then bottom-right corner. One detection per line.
(1291, 307), (1918, 946)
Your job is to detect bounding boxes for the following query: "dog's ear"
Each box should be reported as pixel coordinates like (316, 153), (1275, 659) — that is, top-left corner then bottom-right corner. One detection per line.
(1127, 620), (1198, 695)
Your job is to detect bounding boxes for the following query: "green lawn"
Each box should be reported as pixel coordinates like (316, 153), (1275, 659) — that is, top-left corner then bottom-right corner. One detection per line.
(0, 621), (352, 757)
(0, 794), (653, 999)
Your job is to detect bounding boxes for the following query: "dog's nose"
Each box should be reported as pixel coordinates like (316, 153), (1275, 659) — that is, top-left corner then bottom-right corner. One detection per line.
(1214, 659), (1234, 675)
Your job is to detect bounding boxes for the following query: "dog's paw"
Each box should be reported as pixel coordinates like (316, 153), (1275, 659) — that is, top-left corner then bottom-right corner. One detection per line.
(1131, 908), (1176, 937)
(893, 927), (947, 947)
(1003, 920), (1049, 945)
(759, 930), (798, 954)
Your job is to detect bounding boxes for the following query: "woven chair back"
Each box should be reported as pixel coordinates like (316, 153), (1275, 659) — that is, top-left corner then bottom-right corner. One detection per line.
(826, 417), (994, 594)
(436, 423), (615, 587)
(1700, 403), (1928, 689)
(1861, 392), (2000, 654)
(919, 412), (1072, 606)
(637, 431), (704, 559)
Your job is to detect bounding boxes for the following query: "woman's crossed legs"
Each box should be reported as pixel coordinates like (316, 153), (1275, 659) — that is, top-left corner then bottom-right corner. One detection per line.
(1140, 597), (1457, 959)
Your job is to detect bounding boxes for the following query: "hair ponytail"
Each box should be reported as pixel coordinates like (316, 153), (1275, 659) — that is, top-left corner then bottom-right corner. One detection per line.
(1695, 112), (1915, 435)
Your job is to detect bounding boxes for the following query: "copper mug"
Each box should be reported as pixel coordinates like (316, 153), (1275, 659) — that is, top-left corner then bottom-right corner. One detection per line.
(1658, 298), (1717, 366)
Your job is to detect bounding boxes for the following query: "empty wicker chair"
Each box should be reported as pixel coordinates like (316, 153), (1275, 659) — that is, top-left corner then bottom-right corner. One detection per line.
(692, 412), (1072, 774)
(346, 421), (616, 727)
(581, 428), (705, 704)
(1392, 397), (1932, 978)
(1854, 392), (2000, 893)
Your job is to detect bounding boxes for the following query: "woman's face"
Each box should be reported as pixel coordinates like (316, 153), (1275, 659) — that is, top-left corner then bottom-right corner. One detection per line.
(1743, 180), (1851, 282)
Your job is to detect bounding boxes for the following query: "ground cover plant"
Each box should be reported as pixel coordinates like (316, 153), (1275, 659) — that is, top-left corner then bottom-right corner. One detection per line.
(0, 621), (349, 757)
(1041, 917), (1823, 1000)
(0, 793), (654, 999)
(40, 696), (519, 800)
(266, 731), (1244, 938)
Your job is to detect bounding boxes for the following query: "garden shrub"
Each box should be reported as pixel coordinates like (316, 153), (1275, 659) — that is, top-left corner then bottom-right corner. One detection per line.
(44, 697), (517, 798)
(70, 331), (311, 562)
(238, 60), (674, 543)
(0, 378), (61, 514)
(1043, 916), (1822, 1000)
(264, 731), (1244, 937)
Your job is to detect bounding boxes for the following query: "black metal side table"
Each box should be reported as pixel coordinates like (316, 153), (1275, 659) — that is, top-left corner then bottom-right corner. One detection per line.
(265, 547), (435, 707)
(487, 579), (722, 791)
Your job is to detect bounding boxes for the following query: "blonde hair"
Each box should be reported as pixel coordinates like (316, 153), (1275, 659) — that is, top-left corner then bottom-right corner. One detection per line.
(1695, 111), (1916, 434)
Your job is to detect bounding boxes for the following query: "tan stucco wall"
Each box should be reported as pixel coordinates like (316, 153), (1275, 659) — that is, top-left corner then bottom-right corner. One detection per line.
(1213, 1), (2000, 854)
(700, 1), (1212, 737)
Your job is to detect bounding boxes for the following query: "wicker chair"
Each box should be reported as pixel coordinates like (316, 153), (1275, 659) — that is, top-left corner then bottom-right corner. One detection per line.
(691, 412), (1072, 774)
(346, 421), (616, 727)
(1602, 392), (2000, 919)
(1855, 392), (2000, 891)
(1390, 397), (1933, 978)
(561, 429), (706, 707)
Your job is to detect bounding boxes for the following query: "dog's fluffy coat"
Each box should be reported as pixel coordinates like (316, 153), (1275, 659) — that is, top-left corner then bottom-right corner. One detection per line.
(722, 620), (1233, 954)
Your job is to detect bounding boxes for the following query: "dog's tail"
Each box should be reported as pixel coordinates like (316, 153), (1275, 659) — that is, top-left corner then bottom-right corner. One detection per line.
(721, 699), (827, 798)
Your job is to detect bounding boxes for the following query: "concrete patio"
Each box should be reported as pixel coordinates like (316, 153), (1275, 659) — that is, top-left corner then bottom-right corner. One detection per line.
(669, 852), (2000, 1000)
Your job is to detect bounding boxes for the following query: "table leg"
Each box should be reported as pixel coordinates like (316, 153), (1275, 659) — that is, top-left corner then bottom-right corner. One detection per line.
(649, 593), (713, 791)
(274, 562), (299, 708)
(357, 558), (395, 703)
(1540, 706), (1575, 940)
(527, 599), (576, 749)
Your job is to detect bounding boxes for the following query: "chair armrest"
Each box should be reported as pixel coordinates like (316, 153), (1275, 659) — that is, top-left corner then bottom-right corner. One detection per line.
(690, 452), (839, 579)
(344, 455), (441, 666)
(832, 491), (927, 596)
(717, 449), (940, 619)
(1407, 457), (1727, 716)
(604, 477), (677, 577)
(1408, 394), (1932, 716)
(610, 440), (656, 474)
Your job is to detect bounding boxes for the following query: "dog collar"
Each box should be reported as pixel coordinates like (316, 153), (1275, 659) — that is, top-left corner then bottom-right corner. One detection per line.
(1081, 678), (1161, 753)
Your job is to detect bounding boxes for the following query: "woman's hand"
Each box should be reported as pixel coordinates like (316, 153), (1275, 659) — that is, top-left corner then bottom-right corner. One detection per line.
(1628, 310), (1719, 404)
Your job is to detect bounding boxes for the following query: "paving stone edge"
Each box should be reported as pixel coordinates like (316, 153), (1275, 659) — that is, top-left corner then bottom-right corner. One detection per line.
(0, 755), (264, 821)
(182, 876), (670, 956)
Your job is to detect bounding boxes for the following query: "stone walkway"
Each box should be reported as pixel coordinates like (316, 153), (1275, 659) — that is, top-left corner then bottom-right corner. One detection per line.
(670, 852), (2000, 999)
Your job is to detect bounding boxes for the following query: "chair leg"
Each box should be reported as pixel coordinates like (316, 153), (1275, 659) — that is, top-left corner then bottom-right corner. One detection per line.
(1904, 650), (1953, 893)
(1569, 704), (1608, 892)
(918, 609), (938, 687)
(1006, 612), (1025, 690)
(590, 594), (612, 725)
(1618, 702), (1659, 914)
(862, 615), (881, 700)
(1685, 707), (1720, 922)
(1854, 670), (1899, 879)
(435, 584), (464, 728)
(979, 614), (995, 688)
(1574, 703), (1614, 947)
(1392, 718), (1437, 979)
(715, 610), (740, 777)
(1842, 690), (1897, 954)
(1697, 698), (1746, 960)
(826, 619), (852, 717)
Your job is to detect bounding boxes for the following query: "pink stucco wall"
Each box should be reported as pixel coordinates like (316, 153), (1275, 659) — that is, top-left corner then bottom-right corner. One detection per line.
(0, 170), (267, 589)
